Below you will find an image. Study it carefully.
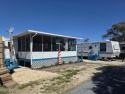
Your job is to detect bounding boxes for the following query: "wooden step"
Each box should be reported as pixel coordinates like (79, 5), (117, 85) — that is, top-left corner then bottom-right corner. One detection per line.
(0, 76), (12, 82)
(0, 68), (9, 75)
(0, 67), (7, 71)
(3, 79), (13, 84)
(0, 73), (11, 78)
(4, 80), (18, 89)
(0, 73), (12, 84)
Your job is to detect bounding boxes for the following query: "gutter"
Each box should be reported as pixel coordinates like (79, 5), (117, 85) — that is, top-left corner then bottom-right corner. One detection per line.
(30, 33), (37, 69)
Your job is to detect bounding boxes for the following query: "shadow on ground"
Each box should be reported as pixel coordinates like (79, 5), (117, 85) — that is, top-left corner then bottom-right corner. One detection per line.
(92, 65), (125, 94)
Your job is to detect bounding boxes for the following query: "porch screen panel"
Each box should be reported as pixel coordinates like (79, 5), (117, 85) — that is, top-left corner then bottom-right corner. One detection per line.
(68, 39), (76, 51)
(33, 35), (42, 51)
(60, 38), (65, 51)
(26, 34), (30, 51)
(43, 36), (51, 51)
(18, 37), (21, 51)
(52, 37), (59, 51)
(22, 36), (25, 51)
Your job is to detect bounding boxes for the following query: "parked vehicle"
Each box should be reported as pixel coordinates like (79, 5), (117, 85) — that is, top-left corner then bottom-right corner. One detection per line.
(77, 40), (120, 60)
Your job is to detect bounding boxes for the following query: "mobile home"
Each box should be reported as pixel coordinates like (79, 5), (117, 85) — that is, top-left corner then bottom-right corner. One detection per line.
(14, 30), (82, 68)
(77, 41), (120, 59)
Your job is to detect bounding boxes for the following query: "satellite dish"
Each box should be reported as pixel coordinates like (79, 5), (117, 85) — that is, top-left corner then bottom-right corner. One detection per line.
(8, 27), (14, 33)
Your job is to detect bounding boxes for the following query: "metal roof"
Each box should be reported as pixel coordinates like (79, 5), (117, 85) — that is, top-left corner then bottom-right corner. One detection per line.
(14, 30), (82, 40)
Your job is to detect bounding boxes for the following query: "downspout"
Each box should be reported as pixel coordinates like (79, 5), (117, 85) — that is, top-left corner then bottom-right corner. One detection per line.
(30, 33), (37, 69)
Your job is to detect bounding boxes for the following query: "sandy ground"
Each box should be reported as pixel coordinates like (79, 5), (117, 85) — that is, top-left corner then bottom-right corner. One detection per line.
(12, 67), (59, 84)
(9, 60), (125, 94)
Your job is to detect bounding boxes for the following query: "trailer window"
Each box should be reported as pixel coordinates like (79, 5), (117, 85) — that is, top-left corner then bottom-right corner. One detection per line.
(113, 44), (119, 50)
(89, 46), (92, 49)
(8, 42), (10, 48)
(122, 47), (125, 50)
(100, 43), (106, 51)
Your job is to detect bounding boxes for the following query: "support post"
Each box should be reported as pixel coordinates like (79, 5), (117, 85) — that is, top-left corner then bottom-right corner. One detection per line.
(30, 33), (37, 68)
(58, 43), (61, 64)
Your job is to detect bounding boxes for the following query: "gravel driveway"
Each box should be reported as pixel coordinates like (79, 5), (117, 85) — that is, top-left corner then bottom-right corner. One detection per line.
(64, 65), (125, 94)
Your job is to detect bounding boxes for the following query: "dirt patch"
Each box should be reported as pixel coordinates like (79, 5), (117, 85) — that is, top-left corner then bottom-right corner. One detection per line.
(9, 60), (125, 94)
(12, 67), (59, 85)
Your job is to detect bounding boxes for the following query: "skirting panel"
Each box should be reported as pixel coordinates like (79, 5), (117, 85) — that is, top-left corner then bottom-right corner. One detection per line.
(32, 57), (77, 68)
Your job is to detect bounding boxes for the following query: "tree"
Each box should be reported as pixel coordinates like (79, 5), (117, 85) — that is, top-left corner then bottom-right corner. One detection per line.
(102, 21), (125, 42)
(83, 38), (89, 43)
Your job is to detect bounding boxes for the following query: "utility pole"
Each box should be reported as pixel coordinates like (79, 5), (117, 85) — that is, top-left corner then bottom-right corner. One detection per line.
(8, 27), (14, 63)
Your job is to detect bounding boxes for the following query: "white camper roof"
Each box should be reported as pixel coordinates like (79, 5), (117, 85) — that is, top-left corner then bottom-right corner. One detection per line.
(14, 30), (82, 40)
(79, 40), (119, 44)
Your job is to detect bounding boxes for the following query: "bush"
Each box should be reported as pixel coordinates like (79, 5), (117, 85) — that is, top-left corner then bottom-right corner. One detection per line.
(74, 61), (79, 63)
(69, 61), (73, 64)
(62, 61), (65, 64)
(80, 59), (83, 62)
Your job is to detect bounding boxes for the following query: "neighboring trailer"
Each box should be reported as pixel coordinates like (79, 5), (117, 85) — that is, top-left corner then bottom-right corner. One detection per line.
(77, 41), (120, 59)
(14, 30), (82, 68)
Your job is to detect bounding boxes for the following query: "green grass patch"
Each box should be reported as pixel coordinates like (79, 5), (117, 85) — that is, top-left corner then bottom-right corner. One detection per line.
(61, 69), (80, 79)
(0, 86), (9, 94)
(43, 68), (82, 93)
(43, 68), (83, 94)
(17, 81), (39, 89)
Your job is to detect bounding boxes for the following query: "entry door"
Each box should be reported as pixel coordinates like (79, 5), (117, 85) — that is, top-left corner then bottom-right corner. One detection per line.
(92, 43), (99, 55)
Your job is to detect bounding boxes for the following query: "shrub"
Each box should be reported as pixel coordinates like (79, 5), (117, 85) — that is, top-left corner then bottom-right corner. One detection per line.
(69, 61), (73, 64)
(80, 59), (83, 62)
(62, 61), (65, 64)
(75, 61), (78, 63)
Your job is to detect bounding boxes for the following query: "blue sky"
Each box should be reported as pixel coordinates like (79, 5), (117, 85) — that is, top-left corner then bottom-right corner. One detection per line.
(0, 0), (125, 42)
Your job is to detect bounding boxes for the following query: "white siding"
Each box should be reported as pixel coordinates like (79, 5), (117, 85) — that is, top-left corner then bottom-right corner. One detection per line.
(18, 51), (77, 59)
(2, 37), (10, 59)
(111, 41), (120, 53)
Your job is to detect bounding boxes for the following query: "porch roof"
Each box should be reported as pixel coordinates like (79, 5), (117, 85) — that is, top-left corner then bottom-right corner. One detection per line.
(14, 30), (82, 40)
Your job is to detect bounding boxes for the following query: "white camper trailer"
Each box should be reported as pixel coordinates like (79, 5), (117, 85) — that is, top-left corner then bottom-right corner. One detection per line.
(77, 41), (120, 59)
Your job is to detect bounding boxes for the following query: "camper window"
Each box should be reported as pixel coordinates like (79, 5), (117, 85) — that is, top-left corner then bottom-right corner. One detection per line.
(8, 42), (10, 48)
(113, 44), (119, 50)
(89, 46), (92, 49)
(122, 47), (125, 50)
(100, 43), (106, 51)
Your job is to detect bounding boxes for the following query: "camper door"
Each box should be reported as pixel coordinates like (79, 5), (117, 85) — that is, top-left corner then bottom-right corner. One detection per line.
(92, 43), (99, 55)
